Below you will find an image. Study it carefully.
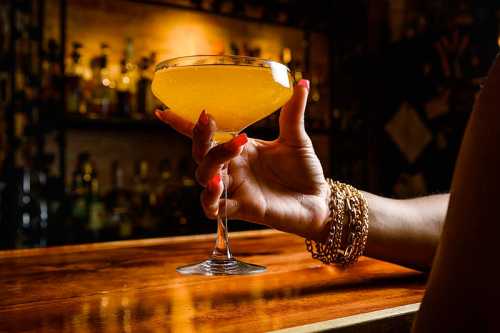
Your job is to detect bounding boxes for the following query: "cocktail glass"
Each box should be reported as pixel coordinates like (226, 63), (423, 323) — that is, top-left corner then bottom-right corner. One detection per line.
(152, 55), (293, 275)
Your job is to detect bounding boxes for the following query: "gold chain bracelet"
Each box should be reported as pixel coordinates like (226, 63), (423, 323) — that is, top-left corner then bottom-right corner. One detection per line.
(305, 179), (369, 266)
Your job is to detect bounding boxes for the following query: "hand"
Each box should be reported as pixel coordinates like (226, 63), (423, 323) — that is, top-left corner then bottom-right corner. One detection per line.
(155, 80), (329, 240)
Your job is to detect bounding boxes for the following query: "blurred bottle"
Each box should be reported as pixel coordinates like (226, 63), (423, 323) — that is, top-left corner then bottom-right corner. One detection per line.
(89, 43), (114, 117)
(0, 4), (9, 57)
(281, 47), (303, 82)
(41, 39), (62, 125)
(15, 141), (49, 248)
(176, 157), (198, 234)
(69, 152), (96, 240)
(153, 158), (176, 232)
(106, 160), (133, 239)
(136, 54), (156, 117)
(230, 41), (240, 56)
(88, 177), (106, 241)
(308, 74), (324, 130)
(116, 38), (134, 118)
(69, 153), (89, 238)
(0, 3), (8, 106)
(66, 42), (85, 114)
(155, 158), (174, 201)
(14, 2), (31, 88)
(132, 160), (155, 235)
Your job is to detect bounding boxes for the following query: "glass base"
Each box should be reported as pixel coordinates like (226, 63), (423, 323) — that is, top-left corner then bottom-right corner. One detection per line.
(176, 257), (266, 276)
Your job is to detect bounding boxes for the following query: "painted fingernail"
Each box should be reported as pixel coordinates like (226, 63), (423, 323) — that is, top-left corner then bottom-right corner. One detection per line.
(297, 79), (310, 91)
(208, 174), (221, 191)
(199, 110), (209, 126)
(230, 133), (248, 151)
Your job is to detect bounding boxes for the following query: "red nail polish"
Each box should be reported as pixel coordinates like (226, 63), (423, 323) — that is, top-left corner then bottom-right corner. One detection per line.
(199, 110), (209, 126)
(230, 133), (248, 150)
(297, 79), (310, 91)
(208, 174), (221, 190)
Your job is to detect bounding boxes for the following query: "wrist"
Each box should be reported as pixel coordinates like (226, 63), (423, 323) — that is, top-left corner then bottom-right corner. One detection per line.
(306, 179), (370, 266)
(310, 180), (331, 242)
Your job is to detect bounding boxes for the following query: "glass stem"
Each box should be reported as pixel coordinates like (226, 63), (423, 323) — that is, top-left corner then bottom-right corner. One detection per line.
(211, 166), (232, 260)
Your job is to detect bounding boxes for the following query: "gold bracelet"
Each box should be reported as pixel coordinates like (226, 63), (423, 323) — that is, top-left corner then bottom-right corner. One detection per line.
(305, 179), (369, 266)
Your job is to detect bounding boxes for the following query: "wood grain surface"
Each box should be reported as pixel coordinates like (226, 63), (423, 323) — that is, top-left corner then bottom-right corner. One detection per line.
(0, 230), (426, 332)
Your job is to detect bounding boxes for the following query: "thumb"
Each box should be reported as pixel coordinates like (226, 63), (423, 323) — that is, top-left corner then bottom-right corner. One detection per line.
(279, 79), (310, 145)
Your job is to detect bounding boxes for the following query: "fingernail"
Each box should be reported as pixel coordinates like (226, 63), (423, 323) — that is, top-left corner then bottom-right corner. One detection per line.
(208, 174), (221, 191)
(297, 79), (310, 91)
(230, 133), (248, 151)
(199, 110), (209, 126)
(154, 110), (162, 119)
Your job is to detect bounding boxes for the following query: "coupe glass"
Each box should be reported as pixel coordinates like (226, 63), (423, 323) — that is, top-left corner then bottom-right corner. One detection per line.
(152, 55), (293, 275)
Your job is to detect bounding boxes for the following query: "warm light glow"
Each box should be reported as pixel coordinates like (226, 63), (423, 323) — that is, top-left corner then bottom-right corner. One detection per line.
(100, 296), (109, 309)
(63, 2), (303, 80)
(82, 68), (92, 81)
(121, 296), (130, 308)
(282, 47), (292, 64)
(294, 71), (303, 82)
(312, 90), (320, 102)
(122, 76), (130, 84)
(102, 78), (111, 86)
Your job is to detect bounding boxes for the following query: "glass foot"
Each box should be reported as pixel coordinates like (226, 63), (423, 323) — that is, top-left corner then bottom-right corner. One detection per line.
(176, 258), (266, 276)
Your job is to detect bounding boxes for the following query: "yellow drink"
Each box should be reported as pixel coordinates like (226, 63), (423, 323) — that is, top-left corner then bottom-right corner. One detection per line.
(152, 64), (293, 142)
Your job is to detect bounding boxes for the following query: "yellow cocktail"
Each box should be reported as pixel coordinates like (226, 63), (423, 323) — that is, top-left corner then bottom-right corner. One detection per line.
(152, 58), (293, 142)
(152, 55), (293, 275)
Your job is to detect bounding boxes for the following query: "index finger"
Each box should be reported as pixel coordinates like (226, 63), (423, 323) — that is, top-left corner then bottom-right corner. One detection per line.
(154, 109), (194, 138)
(192, 111), (217, 164)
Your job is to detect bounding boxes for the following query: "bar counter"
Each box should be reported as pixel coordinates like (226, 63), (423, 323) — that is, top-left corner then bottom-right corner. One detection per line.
(0, 230), (426, 332)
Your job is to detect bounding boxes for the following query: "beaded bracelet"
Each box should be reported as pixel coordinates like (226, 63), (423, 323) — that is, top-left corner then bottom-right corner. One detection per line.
(305, 179), (369, 266)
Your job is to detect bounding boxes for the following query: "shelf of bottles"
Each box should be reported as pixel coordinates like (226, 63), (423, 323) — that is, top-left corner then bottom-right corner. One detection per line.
(63, 40), (329, 133)
(0, 0), (68, 249)
(1, 0), (332, 249)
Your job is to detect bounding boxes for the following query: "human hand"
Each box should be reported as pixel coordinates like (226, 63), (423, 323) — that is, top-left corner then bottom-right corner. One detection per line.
(155, 79), (329, 240)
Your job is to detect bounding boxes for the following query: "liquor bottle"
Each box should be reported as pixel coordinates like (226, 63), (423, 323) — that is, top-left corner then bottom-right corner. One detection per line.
(88, 178), (107, 241)
(15, 2), (31, 87)
(132, 160), (155, 236)
(15, 141), (49, 248)
(106, 160), (133, 239)
(152, 158), (176, 232)
(0, 3), (8, 107)
(89, 43), (113, 117)
(66, 42), (85, 114)
(69, 152), (97, 240)
(156, 158), (174, 201)
(136, 56), (155, 117)
(116, 38), (134, 118)
(230, 41), (240, 55)
(69, 153), (89, 238)
(176, 157), (198, 233)
(0, 4), (8, 58)
(42, 39), (62, 129)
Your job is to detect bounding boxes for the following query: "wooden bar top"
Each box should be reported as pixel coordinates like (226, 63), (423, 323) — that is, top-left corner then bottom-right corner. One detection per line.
(0, 230), (426, 332)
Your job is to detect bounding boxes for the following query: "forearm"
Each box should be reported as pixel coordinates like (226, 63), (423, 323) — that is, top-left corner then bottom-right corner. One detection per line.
(363, 192), (449, 271)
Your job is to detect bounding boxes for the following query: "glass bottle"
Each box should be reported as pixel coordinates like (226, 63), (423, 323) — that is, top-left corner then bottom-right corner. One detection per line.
(89, 43), (113, 117)
(153, 158), (176, 232)
(88, 178), (106, 241)
(106, 160), (133, 239)
(136, 56), (154, 118)
(66, 42), (85, 114)
(132, 160), (155, 236)
(116, 38), (134, 118)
